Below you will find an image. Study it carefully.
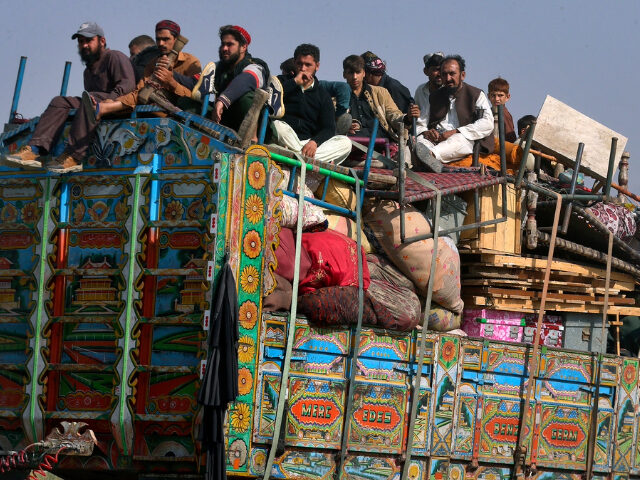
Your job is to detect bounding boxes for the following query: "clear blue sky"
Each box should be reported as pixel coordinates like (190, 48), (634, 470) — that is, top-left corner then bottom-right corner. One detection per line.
(1, 0), (638, 191)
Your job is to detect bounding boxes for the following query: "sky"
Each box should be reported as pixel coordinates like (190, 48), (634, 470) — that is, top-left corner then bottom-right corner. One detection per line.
(0, 0), (638, 191)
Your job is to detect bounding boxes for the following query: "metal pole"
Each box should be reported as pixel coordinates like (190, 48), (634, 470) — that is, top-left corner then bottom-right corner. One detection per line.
(560, 142), (584, 234)
(498, 105), (508, 222)
(604, 137), (618, 198)
(59, 61), (72, 96)
(515, 121), (536, 188)
(513, 190), (562, 478)
(9, 56), (27, 123)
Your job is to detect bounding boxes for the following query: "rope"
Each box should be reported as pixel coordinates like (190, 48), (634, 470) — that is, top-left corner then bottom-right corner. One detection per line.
(261, 158), (306, 480)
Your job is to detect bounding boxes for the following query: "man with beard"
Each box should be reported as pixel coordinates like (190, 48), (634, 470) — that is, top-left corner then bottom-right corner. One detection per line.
(3, 22), (135, 173)
(415, 55), (493, 171)
(272, 43), (351, 164)
(95, 20), (201, 119)
(184, 25), (270, 135)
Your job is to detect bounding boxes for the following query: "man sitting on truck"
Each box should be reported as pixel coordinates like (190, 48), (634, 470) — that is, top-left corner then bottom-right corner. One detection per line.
(271, 43), (351, 163)
(3, 22), (135, 173)
(415, 55), (494, 171)
(128, 34), (160, 82)
(92, 20), (201, 122)
(361, 51), (413, 115)
(343, 54), (411, 160)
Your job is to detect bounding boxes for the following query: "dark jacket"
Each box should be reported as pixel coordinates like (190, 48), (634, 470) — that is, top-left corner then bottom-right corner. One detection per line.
(278, 75), (336, 145)
(379, 73), (413, 114)
(130, 45), (161, 83)
(429, 82), (494, 153)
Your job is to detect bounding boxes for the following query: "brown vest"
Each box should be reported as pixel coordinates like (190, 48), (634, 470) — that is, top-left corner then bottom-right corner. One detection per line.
(428, 82), (494, 153)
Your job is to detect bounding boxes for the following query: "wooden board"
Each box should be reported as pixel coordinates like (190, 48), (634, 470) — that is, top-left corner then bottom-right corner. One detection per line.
(464, 296), (640, 315)
(461, 251), (636, 284)
(533, 95), (628, 181)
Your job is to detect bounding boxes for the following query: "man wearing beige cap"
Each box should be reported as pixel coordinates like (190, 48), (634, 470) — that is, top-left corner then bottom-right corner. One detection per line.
(3, 22), (135, 173)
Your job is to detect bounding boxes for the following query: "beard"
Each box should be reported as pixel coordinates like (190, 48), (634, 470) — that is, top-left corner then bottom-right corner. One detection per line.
(219, 49), (240, 66)
(79, 43), (104, 66)
(445, 84), (459, 95)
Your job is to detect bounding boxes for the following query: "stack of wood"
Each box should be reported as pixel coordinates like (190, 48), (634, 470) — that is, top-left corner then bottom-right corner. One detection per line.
(460, 249), (640, 316)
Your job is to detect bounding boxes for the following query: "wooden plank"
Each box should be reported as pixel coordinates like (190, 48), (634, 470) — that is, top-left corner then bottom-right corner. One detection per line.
(464, 287), (635, 305)
(465, 296), (637, 313)
(533, 95), (628, 181)
(476, 253), (634, 283)
(460, 263), (635, 291)
(461, 278), (621, 296)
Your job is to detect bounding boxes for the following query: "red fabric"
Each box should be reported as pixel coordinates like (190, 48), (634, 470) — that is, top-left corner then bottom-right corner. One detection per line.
(274, 228), (312, 283)
(232, 25), (251, 45)
(155, 20), (180, 36)
(299, 230), (370, 294)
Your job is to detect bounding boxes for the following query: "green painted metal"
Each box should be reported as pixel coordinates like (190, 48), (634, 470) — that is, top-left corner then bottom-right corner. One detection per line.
(269, 151), (363, 186)
(119, 173), (142, 456)
(28, 176), (50, 442)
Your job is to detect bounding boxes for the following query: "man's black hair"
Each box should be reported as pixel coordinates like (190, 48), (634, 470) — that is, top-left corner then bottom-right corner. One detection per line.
(442, 54), (466, 72)
(280, 57), (296, 75)
(343, 55), (364, 72)
(219, 25), (247, 46)
(294, 43), (320, 63)
(128, 34), (155, 50)
(517, 115), (537, 135)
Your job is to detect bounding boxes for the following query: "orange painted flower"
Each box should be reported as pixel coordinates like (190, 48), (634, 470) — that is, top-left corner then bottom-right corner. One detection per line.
(72, 202), (85, 223)
(238, 335), (256, 363)
(441, 340), (456, 364)
(114, 200), (128, 221)
(239, 300), (258, 329)
(237, 367), (253, 396)
(230, 402), (251, 432)
(243, 230), (262, 259)
(240, 265), (259, 293)
(245, 194), (264, 224)
(164, 200), (184, 221)
(248, 161), (266, 190)
(21, 202), (39, 224)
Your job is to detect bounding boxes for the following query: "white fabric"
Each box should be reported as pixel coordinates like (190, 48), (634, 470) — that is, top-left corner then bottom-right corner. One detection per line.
(415, 87), (494, 163)
(414, 82), (431, 135)
(272, 120), (352, 165)
(416, 133), (474, 163)
(243, 64), (266, 88)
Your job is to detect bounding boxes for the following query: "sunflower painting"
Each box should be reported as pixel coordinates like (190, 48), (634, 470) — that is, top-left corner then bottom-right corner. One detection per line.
(243, 230), (262, 259)
(240, 265), (259, 294)
(247, 161), (266, 190)
(239, 300), (258, 329)
(237, 367), (253, 396)
(238, 336), (256, 363)
(164, 200), (184, 221)
(245, 194), (264, 224)
(230, 402), (251, 432)
(20, 202), (39, 224)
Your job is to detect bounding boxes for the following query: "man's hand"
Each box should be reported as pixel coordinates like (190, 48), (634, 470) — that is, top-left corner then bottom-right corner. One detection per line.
(424, 129), (440, 143)
(348, 120), (361, 136)
(440, 129), (458, 141)
(154, 66), (177, 90)
(408, 103), (421, 118)
(212, 100), (225, 123)
(294, 70), (312, 87)
(301, 140), (317, 159)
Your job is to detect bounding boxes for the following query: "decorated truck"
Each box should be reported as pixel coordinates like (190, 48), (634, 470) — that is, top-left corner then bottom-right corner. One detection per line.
(1, 57), (640, 480)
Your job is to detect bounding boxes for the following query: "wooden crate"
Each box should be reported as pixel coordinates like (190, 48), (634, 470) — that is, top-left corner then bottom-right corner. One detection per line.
(459, 183), (522, 255)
